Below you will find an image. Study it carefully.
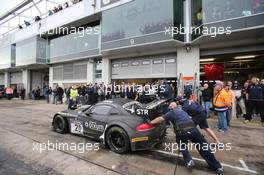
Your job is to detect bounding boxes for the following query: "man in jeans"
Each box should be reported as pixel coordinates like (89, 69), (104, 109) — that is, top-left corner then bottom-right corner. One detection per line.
(202, 83), (213, 118)
(213, 82), (229, 133)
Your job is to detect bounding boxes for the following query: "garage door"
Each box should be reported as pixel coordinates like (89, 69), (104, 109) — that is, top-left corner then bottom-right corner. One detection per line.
(111, 54), (177, 79)
(53, 62), (87, 81)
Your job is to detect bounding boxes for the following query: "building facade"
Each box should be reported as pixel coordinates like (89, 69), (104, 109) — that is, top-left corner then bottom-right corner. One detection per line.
(0, 0), (264, 97)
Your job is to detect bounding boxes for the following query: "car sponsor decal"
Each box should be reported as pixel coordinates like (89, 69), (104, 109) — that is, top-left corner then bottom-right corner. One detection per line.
(131, 136), (149, 143)
(136, 108), (149, 116)
(70, 119), (84, 135)
(85, 121), (104, 132)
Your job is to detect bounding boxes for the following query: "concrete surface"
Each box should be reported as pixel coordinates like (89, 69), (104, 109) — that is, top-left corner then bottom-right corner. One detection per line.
(0, 99), (263, 175)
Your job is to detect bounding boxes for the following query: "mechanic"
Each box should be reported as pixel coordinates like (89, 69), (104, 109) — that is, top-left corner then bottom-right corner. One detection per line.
(150, 102), (223, 174)
(177, 95), (220, 144)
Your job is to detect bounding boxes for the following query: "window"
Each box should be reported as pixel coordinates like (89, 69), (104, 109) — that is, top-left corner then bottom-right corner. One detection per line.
(142, 60), (150, 65)
(112, 63), (120, 68)
(90, 105), (112, 115)
(153, 59), (163, 64)
(165, 58), (176, 63)
(131, 61), (139, 66)
(121, 62), (129, 67)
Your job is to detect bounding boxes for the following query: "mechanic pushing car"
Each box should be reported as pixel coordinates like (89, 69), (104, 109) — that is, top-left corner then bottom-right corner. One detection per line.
(149, 102), (224, 175)
(177, 95), (221, 144)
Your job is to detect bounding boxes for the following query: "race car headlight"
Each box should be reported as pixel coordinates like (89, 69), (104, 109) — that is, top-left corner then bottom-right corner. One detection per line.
(136, 123), (154, 132)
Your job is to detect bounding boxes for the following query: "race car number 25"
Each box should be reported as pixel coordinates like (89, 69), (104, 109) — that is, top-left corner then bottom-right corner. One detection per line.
(70, 119), (84, 135)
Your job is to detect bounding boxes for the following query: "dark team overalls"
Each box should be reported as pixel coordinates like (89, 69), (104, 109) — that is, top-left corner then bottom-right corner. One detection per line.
(163, 108), (221, 171)
(182, 100), (209, 129)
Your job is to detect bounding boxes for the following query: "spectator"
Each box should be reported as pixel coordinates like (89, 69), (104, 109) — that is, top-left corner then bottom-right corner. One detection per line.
(53, 7), (59, 13)
(65, 86), (71, 104)
(213, 82), (229, 133)
(245, 77), (264, 126)
(58, 5), (63, 11)
(24, 20), (31, 26)
(241, 82), (249, 118)
(5, 86), (13, 100)
(202, 83), (213, 118)
(64, 2), (69, 8)
(20, 88), (26, 100)
(48, 10), (53, 16)
(52, 86), (58, 104)
(233, 81), (246, 118)
(43, 85), (50, 103)
(36, 87), (41, 100)
(224, 81), (234, 127)
(224, 0), (234, 19)
(57, 86), (64, 104)
(35, 16), (41, 22)
(68, 85), (79, 109)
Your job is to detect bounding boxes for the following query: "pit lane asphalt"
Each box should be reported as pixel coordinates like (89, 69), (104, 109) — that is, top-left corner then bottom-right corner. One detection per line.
(0, 99), (263, 175)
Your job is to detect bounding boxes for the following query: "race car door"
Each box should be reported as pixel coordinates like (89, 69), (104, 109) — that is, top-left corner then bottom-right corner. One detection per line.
(83, 104), (112, 138)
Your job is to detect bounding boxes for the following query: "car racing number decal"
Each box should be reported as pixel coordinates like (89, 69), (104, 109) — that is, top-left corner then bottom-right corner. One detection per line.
(70, 119), (84, 135)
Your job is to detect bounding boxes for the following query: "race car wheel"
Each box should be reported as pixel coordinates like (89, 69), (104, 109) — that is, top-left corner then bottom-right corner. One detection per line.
(106, 126), (130, 154)
(53, 115), (68, 134)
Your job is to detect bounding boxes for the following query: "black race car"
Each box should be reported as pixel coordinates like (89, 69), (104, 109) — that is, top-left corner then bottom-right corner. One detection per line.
(52, 98), (167, 154)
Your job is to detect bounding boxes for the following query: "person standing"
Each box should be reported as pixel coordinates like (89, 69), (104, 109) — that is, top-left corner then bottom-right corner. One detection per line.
(68, 85), (79, 109)
(245, 77), (264, 126)
(52, 86), (58, 105)
(20, 88), (26, 100)
(5, 86), (13, 100)
(43, 85), (50, 103)
(213, 82), (229, 132)
(57, 86), (64, 104)
(225, 81), (234, 127)
(241, 82), (249, 118)
(202, 83), (213, 118)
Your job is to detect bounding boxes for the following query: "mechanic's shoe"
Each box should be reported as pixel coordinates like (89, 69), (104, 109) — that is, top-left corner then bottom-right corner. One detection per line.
(216, 166), (224, 175)
(186, 160), (195, 170)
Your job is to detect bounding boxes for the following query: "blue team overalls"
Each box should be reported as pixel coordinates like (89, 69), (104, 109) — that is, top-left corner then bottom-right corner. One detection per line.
(163, 108), (221, 171)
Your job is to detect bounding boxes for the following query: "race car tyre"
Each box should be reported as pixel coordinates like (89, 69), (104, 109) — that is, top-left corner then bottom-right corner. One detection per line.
(53, 115), (68, 134)
(106, 126), (130, 154)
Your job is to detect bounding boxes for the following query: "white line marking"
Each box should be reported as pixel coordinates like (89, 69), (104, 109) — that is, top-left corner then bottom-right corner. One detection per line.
(239, 159), (249, 170)
(152, 150), (258, 174)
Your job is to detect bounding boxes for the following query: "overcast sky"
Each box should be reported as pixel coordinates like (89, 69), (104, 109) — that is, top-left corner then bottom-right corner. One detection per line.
(0, 0), (68, 34)
(0, 0), (25, 17)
